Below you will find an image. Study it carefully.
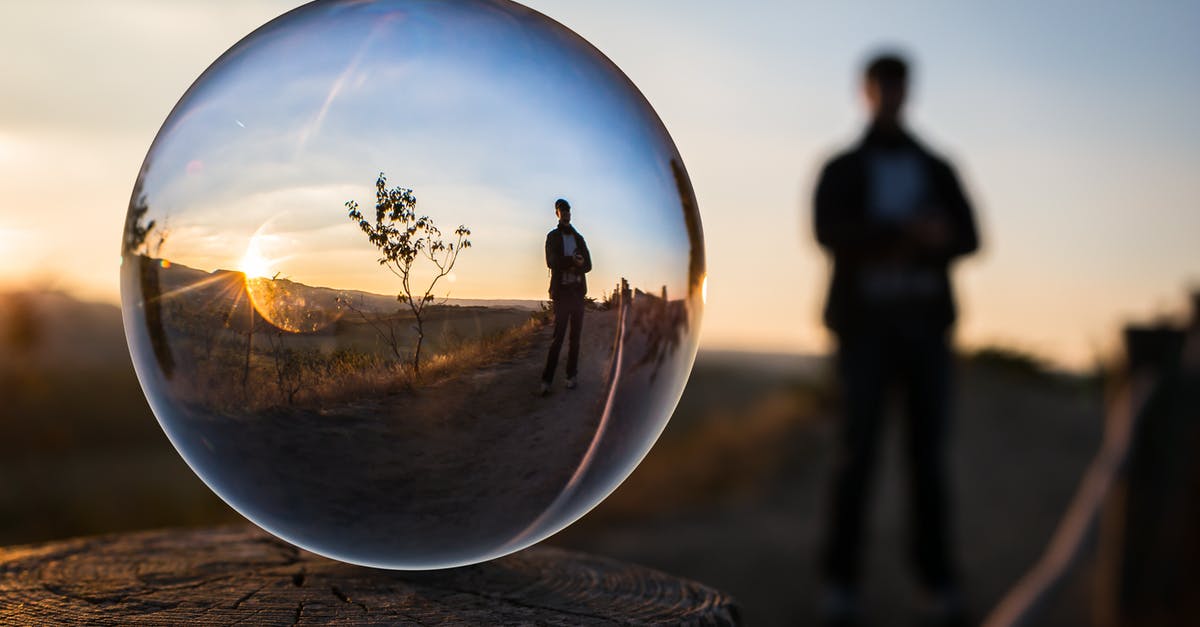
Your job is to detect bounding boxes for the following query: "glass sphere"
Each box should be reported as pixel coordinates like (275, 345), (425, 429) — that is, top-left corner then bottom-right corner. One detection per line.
(121, 0), (704, 570)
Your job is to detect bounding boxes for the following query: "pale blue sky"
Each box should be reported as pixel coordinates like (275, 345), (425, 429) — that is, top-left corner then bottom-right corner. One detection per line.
(1, 0), (1198, 368)
(136, 0), (691, 302)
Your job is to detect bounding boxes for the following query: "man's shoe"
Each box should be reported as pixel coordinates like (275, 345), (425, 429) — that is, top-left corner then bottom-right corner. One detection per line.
(919, 584), (967, 627)
(820, 584), (862, 627)
(565, 377), (576, 389)
(538, 381), (550, 396)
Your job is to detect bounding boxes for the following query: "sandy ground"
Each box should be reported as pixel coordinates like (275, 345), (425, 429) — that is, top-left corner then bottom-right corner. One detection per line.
(166, 307), (656, 568)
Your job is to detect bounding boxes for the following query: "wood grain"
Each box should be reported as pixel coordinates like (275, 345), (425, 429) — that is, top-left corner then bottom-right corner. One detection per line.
(0, 525), (740, 625)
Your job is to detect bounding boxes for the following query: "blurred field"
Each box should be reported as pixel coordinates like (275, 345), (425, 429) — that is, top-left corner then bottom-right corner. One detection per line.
(0, 289), (1105, 625)
(552, 350), (1104, 626)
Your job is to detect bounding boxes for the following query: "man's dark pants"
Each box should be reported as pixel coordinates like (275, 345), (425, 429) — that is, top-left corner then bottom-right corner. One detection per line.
(542, 293), (585, 384)
(823, 322), (956, 590)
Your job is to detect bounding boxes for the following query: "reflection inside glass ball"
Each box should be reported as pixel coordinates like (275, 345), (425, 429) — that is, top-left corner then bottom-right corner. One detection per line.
(121, 0), (704, 570)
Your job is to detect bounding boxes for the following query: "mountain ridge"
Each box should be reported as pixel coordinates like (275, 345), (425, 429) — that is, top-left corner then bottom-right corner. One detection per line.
(153, 258), (546, 312)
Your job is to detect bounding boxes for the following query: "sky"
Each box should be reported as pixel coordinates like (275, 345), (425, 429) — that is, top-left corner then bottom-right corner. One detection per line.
(128, 0), (694, 306)
(2, 0), (1198, 370)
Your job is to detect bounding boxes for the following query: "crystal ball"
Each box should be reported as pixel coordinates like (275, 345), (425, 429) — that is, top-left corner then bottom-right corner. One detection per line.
(121, 0), (704, 569)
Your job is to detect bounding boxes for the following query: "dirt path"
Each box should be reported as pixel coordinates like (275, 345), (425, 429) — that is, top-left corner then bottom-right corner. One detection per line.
(170, 308), (630, 568)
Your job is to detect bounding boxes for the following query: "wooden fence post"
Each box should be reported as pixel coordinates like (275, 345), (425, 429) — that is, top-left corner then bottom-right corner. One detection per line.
(1096, 294), (1200, 627)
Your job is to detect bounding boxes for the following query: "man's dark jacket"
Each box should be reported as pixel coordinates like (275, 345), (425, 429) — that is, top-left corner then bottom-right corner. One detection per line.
(545, 224), (592, 300)
(814, 127), (979, 334)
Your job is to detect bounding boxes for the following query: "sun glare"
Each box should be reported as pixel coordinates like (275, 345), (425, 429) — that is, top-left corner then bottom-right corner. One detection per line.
(240, 238), (273, 279)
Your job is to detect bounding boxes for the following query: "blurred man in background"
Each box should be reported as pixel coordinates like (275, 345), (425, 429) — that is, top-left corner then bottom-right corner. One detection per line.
(813, 53), (980, 626)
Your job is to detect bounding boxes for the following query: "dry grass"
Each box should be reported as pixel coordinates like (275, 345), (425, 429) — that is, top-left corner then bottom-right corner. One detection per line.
(420, 317), (546, 384)
(592, 384), (822, 519)
(168, 313), (548, 414)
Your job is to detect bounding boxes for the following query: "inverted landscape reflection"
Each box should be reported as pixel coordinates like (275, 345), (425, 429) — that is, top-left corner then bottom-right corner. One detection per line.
(120, 0), (704, 569)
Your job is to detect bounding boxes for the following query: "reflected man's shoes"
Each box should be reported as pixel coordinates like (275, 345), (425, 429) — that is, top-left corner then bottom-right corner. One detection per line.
(538, 381), (550, 396)
(565, 377), (576, 389)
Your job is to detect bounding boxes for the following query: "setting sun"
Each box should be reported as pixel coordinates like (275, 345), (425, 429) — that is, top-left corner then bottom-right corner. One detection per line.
(239, 238), (273, 280)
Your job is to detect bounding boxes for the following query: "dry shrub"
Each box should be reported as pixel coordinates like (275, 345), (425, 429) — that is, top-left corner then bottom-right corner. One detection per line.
(169, 314), (548, 414)
(421, 317), (545, 384)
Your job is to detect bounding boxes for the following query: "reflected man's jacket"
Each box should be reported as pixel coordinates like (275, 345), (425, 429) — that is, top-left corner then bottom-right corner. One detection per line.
(545, 224), (592, 301)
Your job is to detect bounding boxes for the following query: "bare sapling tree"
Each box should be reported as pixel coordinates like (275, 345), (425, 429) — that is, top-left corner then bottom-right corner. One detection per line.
(345, 172), (471, 374)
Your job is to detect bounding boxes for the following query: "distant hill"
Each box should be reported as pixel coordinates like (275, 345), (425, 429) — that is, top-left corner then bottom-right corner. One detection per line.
(1, 257), (549, 372)
(0, 290), (128, 369)
(698, 349), (828, 378)
(154, 260), (544, 313)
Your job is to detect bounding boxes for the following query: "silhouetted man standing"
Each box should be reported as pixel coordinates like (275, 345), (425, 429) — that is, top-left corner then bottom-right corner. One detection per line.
(541, 198), (592, 395)
(814, 53), (979, 626)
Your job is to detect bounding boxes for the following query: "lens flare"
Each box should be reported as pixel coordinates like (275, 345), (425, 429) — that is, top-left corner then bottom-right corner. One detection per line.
(240, 229), (342, 334)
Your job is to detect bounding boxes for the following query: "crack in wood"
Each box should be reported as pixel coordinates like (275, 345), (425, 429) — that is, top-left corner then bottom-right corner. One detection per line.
(230, 582), (268, 609)
(227, 607), (267, 625)
(330, 585), (369, 613)
(135, 573), (236, 592)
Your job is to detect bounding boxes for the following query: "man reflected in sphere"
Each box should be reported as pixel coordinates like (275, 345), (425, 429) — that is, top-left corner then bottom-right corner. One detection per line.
(541, 198), (593, 395)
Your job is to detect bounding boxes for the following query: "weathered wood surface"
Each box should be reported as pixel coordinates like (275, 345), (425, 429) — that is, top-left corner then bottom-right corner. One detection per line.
(0, 525), (740, 625)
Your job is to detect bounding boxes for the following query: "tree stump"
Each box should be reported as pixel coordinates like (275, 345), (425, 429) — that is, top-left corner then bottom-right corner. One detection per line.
(0, 525), (740, 625)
